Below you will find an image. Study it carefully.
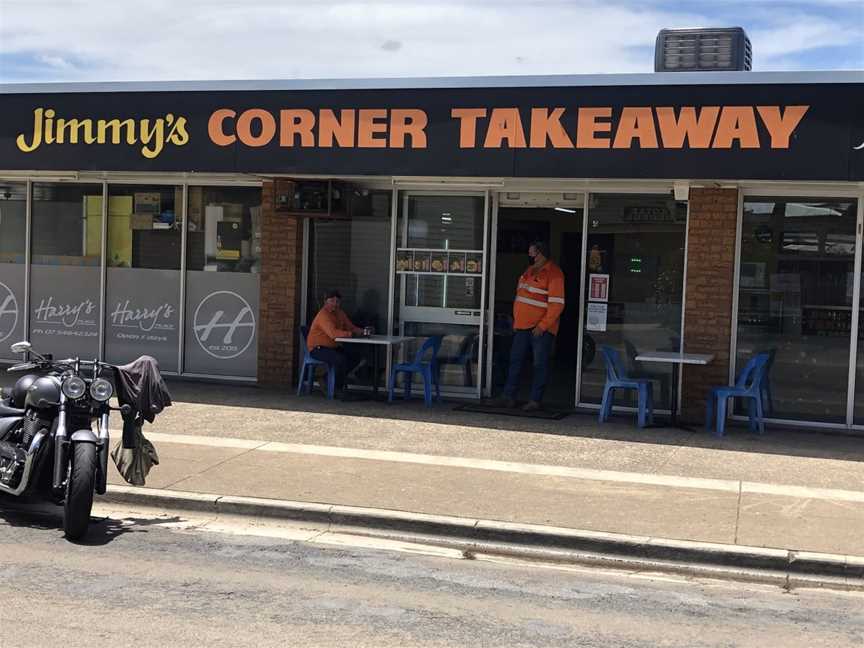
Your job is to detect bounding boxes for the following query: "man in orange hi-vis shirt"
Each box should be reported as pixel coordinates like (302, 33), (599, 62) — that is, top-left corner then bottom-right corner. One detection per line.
(307, 289), (365, 398)
(495, 241), (565, 412)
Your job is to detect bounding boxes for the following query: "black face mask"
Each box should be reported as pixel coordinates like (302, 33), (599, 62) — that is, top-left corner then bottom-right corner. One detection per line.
(527, 255), (536, 265)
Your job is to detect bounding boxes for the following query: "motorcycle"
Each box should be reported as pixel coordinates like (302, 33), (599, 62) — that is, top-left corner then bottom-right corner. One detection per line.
(0, 341), (149, 540)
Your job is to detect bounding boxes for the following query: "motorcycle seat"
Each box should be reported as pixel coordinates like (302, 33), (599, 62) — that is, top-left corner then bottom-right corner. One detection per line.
(0, 403), (25, 417)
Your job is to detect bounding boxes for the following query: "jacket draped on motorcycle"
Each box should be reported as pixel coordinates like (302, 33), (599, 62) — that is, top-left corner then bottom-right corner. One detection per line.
(111, 355), (172, 486)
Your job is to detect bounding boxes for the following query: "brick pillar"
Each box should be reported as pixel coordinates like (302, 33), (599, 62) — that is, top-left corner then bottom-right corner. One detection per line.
(257, 180), (304, 387)
(681, 187), (739, 422)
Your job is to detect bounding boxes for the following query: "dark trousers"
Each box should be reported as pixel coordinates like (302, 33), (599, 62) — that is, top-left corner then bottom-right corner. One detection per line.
(503, 329), (554, 403)
(310, 346), (362, 391)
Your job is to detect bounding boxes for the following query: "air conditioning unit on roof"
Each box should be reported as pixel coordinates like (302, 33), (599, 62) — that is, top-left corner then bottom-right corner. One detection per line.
(655, 27), (752, 72)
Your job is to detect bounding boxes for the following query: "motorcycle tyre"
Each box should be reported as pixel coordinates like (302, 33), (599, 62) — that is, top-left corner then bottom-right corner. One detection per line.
(63, 442), (97, 541)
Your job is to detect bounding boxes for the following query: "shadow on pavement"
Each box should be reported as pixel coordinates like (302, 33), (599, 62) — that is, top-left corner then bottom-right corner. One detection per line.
(77, 514), (186, 546)
(161, 378), (864, 465)
(0, 495), (185, 545)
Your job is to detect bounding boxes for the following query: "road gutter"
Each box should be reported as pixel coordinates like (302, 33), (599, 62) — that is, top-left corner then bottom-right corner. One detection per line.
(100, 485), (864, 592)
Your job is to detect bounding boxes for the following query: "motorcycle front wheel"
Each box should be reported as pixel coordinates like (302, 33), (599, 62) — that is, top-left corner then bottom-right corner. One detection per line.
(63, 443), (97, 541)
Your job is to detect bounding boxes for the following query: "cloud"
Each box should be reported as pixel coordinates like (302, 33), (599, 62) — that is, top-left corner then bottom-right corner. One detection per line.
(36, 54), (75, 69)
(749, 17), (861, 60)
(0, 0), (860, 83)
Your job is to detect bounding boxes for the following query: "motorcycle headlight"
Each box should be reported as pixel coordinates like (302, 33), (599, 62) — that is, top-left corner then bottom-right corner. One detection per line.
(90, 378), (113, 402)
(62, 376), (87, 400)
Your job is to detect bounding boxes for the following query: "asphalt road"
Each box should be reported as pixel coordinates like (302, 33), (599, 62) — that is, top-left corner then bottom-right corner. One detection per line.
(1, 502), (863, 648)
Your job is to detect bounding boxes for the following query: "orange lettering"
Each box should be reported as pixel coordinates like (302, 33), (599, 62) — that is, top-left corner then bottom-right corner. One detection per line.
(613, 107), (658, 149)
(208, 109), (236, 146)
(756, 105), (809, 149)
(576, 107), (612, 148)
(236, 109), (276, 147)
(390, 109), (428, 148)
(451, 108), (487, 148)
(529, 108), (573, 148)
(655, 106), (719, 148)
(358, 109), (388, 148)
(319, 109), (355, 147)
(484, 108), (526, 148)
(279, 109), (316, 147)
(712, 107), (760, 149)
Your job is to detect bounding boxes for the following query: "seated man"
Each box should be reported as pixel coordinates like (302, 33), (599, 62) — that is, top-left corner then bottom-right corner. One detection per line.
(307, 290), (365, 397)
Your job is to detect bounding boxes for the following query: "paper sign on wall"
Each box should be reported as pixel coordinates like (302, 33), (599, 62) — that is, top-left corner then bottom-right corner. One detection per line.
(589, 273), (609, 302)
(587, 302), (608, 332)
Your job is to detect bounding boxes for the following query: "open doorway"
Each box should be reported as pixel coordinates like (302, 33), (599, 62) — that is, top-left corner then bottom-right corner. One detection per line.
(489, 195), (584, 408)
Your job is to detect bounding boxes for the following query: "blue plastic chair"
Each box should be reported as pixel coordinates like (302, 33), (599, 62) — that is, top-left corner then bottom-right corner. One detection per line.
(296, 325), (337, 399)
(624, 339), (669, 406)
(598, 345), (654, 428)
(388, 336), (442, 407)
(705, 352), (770, 437)
(761, 348), (776, 416)
(437, 334), (478, 387)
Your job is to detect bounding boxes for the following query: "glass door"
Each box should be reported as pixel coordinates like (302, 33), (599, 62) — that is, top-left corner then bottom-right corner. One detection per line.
(578, 193), (688, 412)
(394, 192), (489, 397)
(487, 194), (584, 408)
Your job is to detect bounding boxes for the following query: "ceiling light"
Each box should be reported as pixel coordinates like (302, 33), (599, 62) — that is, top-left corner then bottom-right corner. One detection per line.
(554, 207), (576, 214)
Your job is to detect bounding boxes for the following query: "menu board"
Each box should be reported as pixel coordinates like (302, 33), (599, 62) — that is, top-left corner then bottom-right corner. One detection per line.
(395, 249), (483, 276)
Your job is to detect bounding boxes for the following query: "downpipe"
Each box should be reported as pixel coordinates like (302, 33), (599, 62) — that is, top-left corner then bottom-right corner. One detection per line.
(0, 430), (47, 496)
(52, 393), (68, 492)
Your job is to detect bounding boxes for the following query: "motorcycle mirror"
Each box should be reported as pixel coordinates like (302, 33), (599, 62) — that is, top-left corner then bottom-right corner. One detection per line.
(10, 341), (31, 354)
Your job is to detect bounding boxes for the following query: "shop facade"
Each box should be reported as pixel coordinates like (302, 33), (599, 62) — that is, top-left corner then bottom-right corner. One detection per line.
(1, 72), (862, 429)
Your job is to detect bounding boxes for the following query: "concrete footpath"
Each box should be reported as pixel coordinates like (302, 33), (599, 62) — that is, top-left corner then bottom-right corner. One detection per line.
(96, 381), (864, 586)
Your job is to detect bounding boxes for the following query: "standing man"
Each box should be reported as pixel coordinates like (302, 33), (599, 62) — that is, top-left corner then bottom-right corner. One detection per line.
(495, 241), (565, 411)
(307, 290), (365, 398)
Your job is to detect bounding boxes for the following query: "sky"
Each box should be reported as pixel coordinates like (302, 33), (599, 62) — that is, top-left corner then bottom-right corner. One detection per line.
(0, 0), (861, 83)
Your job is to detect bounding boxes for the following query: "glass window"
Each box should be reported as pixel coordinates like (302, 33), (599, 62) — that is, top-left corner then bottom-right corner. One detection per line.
(0, 181), (27, 357)
(394, 194), (486, 392)
(306, 190), (392, 333)
(104, 185), (183, 371)
(29, 182), (102, 358)
(737, 197), (857, 423)
(579, 194), (687, 411)
(405, 195), (483, 249)
(184, 186), (261, 377)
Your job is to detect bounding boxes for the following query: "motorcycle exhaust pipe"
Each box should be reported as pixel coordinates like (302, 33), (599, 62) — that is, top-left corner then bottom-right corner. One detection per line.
(0, 431), (47, 496)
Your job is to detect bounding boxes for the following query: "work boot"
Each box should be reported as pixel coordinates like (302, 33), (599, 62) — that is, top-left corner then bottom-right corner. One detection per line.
(522, 400), (541, 413)
(489, 397), (517, 409)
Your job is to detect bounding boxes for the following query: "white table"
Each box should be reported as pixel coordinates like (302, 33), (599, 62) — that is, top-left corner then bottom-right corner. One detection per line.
(335, 335), (415, 398)
(635, 352), (715, 427)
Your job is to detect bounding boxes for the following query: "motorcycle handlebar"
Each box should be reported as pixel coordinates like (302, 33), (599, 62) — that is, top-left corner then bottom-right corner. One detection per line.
(56, 358), (112, 367)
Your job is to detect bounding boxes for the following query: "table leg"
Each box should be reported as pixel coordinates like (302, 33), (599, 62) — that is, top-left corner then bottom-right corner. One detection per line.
(372, 345), (380, 398)
(669, 364), (697, 432)
(669, 363), (679, 426)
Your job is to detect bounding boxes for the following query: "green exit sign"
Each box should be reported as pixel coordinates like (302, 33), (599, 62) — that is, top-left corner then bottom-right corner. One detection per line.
(629, 256), (642, 273)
